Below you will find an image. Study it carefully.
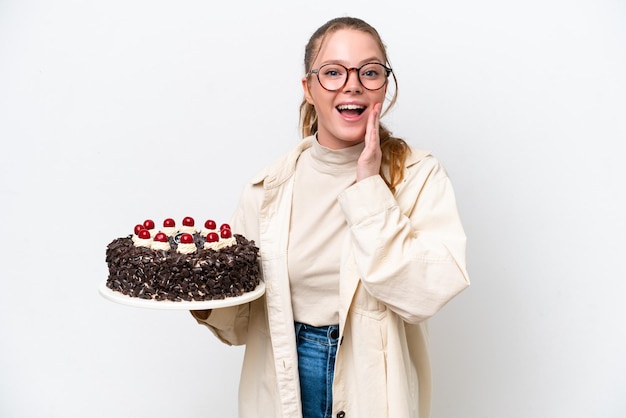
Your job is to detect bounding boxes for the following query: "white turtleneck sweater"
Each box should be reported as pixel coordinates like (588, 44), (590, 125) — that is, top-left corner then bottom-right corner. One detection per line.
(287, 138), (365, 326)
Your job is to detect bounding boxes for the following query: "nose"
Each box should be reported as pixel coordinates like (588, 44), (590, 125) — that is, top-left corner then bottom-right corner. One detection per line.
(343, 68), (362, 93)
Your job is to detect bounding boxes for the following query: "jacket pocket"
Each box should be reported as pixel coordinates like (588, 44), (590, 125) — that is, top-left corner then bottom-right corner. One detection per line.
(351, 281), (388, 321)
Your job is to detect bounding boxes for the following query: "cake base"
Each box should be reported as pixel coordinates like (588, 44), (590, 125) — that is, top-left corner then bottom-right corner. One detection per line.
(105, 233), (260, 302)
(98, 280), (265, 310)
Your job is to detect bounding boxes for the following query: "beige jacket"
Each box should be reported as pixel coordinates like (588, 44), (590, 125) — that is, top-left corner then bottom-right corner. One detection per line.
(192, 136), (470, 418)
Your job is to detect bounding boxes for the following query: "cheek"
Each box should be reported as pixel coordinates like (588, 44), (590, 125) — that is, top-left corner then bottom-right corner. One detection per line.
(306, 83), (322, 104)
(308, 89), (336, 111)
(372, 89), (387, 104)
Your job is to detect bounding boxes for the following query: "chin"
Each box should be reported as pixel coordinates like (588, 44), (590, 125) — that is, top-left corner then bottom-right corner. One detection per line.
(341, 137), (365, 146)
(318, 126), (366, 148)
(340, 132), (366, 144)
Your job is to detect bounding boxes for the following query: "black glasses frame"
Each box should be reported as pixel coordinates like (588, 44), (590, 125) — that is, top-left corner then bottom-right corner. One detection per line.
(308, 62), (393, 92)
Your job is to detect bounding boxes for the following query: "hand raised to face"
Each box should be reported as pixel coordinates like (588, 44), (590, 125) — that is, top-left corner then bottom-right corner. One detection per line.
(356, 102), (382, 182)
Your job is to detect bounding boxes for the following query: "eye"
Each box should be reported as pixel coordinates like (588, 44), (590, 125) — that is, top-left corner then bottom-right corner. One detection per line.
(361, 64), (383, 79)
(321, 65), (345, 79)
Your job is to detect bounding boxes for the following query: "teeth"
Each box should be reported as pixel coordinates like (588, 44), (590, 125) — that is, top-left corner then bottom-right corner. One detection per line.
(337, 104), (364, 110)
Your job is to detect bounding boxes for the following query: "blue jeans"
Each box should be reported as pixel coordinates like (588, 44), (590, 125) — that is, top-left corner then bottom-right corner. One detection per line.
(295, 322), (340, 418)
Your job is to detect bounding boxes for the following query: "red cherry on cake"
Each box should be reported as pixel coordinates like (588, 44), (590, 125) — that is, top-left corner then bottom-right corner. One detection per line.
(154, 232), (168, 242)
(179, 233), (194, 244)
(163, 218), (176, 228)
(138, 229), (151, 239)
(206, 232), (219, 243)
(143, 219), (155, 230)
(134, 224), (145, 235)
(204, 219), (217, 230)
(220, 228), (232, 239)
(220, 223), (231, 231)
(182, 216), (195, 227)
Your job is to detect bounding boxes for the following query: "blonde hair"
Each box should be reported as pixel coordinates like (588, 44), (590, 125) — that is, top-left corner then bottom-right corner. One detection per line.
(299, 17), (410, 193)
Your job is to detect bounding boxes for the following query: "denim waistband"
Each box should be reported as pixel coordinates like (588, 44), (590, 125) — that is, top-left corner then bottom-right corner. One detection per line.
(295, 322), (340, 345)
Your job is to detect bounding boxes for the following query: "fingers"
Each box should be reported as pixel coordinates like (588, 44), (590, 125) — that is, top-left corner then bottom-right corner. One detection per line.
(365, 103), (382, 148)
(356, 102), (383, 182)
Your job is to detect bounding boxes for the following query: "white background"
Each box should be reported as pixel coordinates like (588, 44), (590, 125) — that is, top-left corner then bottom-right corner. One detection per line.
(1, 0), (625, 417)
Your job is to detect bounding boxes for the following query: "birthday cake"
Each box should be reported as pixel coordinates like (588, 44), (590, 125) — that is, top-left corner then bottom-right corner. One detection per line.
(105, 217), (260, 302)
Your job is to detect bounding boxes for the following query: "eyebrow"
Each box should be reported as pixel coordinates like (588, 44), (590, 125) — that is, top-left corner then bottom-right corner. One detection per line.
(320, 57), (385, 67)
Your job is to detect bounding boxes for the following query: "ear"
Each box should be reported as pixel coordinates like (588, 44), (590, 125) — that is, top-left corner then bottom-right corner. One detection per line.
(301, 76), (314, 104)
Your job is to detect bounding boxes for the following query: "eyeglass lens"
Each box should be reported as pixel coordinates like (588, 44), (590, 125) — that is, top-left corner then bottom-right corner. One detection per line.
(316, 63), (389, 91)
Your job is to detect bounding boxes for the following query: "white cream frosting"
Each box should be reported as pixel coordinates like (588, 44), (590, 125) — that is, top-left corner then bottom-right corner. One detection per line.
(177, 242), (197, 254)
(134, 237), (152, 248)
(200, 228), (218, 237)
(160, 226), (178, 237)
(204, 237), (236, 251)
(179, 225), (196, 234)
(151, 240), (171, 251)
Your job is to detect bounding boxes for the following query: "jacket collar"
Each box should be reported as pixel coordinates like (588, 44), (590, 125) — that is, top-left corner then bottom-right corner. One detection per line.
(251, 135), (431, 188)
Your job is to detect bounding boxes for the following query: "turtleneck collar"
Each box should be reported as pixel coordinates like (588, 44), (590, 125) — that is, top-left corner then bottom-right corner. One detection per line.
(308, 137), (365, 174)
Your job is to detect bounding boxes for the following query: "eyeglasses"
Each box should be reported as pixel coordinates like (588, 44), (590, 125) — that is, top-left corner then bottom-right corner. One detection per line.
(308, 62), (392, 92)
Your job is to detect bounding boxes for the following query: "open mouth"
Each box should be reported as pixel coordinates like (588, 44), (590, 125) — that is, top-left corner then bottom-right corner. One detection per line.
(336, 104), (366, 116)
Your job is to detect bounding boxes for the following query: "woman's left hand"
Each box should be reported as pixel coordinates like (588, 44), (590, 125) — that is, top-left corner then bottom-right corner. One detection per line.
(356, 102), (383, 182)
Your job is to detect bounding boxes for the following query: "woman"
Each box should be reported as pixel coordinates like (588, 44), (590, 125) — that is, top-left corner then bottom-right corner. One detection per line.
(192, 16), (469, 418)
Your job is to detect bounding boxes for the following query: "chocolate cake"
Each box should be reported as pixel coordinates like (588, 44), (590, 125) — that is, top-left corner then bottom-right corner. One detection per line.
(105, 217), (260, 302)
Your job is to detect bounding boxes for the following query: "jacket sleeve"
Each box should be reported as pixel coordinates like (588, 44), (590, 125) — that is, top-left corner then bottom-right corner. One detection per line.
(337, 155), (469, 324)
(190, 179), (265, 345)
(190, 304), (250, 346)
